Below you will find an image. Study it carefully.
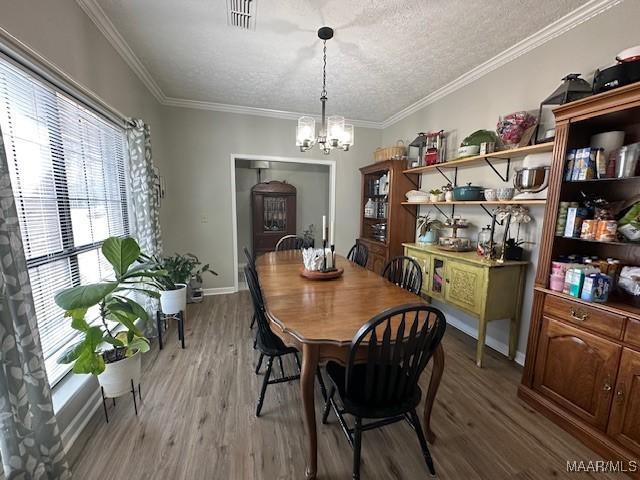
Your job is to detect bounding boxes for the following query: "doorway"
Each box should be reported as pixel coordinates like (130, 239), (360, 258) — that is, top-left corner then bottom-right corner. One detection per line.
(230, 154), (336, 291)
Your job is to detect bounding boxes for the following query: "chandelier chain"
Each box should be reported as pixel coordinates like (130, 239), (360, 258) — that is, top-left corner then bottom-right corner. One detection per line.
(321, 40), (327, 99)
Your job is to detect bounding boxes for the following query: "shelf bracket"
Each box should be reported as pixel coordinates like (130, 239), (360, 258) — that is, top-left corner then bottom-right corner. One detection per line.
(480, 204), (504, 225)
(432, 203), (454, 220)
(402, 203), (418, 218)
(435, 166), (457, 186)
(483, 157), (510, 182)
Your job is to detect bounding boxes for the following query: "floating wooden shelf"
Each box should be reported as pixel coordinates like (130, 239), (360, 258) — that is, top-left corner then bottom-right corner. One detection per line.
(403, 142), (555, 175)
(401, 200), (547, 206)
(555, 235), (639, 247)
(564, 175), (640, 183)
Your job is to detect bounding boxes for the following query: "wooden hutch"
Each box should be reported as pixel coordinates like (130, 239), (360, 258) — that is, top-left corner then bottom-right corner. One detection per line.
(519, 82), (640, 473)
(251, 181), (297, 256)
(357, 160), (418, 274)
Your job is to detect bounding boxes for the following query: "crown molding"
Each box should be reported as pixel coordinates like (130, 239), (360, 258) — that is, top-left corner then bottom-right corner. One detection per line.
(162, 96), (383, 128)
(380, 0), (622, 128)
(77, 0), (620, 131)
(76, 0), (166, 103)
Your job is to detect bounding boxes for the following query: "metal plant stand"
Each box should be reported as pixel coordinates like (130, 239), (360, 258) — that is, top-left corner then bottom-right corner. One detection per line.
(100, 379), (142, 423)
(156, 310), (185, 349)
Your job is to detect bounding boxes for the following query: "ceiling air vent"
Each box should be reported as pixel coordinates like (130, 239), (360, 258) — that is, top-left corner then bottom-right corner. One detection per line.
(227, 0), (256, 30)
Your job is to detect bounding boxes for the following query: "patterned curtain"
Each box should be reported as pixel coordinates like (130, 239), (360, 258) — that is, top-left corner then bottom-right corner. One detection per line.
(125, 119), (163, 335)
(0, 129), (72, 478)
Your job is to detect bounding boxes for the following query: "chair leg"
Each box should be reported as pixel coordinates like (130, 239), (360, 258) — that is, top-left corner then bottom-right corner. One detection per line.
(278, 356), (285, 379)
(409, 409), (436, 476)
(353, 416), (363, 480)
(255, 353), (264, 375)
(316, 367), (328, 402)
(293, 352), (301, 372)
(250, 312), (256, 329)
(322, 386), (335, 424)
(256, 356), (273, 417)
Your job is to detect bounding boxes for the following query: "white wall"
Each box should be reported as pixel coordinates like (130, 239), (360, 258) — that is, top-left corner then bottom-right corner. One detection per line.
(156, 106), (380, 290)
(235, 161), (330, 264)
(381, 0), (640, 363)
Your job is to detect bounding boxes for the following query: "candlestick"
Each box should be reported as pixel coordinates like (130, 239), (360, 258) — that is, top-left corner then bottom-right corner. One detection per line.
(330, 244), (335, 270)
(330, 218), (335, 246)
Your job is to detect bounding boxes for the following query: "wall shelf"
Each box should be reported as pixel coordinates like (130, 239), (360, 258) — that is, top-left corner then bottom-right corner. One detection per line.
(403, 142), (555, 175)
(401, 200), (547, 206)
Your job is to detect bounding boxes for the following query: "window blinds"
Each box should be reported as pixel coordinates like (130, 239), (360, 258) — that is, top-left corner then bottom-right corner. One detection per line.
(0, 57), (130, 385)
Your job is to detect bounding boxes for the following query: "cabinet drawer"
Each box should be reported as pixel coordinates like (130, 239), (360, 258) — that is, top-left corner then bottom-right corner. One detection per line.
(543, 294), (625, 339)
(624, 318), (640, 349)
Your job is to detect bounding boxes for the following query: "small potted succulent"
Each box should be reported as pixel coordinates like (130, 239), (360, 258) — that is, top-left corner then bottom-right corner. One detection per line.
(429, 189), (445, 202)
(417, 214), (445, 244)
(54, 237), (170, 398)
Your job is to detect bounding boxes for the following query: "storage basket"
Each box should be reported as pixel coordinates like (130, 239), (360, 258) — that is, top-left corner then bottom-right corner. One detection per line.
(374, 140), (406, 162)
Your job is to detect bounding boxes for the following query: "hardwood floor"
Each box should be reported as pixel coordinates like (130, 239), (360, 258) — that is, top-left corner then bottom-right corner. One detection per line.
(71, 293), (621, 479)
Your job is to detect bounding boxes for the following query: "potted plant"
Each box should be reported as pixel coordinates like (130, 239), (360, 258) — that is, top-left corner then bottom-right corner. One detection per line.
(429, 189), (445, 202)
(54, 237), (169, 398)
(154, 253), (217, 307)
(302, 224), (315, 248)
(417, 214), (444, 244)
(503, 238), (526, 261)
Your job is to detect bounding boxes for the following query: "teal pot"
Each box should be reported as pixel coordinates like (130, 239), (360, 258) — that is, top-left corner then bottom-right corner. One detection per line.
(418, 231), (438, 244)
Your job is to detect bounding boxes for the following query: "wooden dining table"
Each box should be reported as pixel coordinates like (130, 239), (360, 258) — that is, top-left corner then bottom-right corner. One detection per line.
(256, 250), (445, 480)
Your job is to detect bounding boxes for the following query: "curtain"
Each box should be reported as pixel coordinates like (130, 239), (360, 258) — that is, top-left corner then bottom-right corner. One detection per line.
(0, 128), (72, 478)
(125, 119), (163, 335)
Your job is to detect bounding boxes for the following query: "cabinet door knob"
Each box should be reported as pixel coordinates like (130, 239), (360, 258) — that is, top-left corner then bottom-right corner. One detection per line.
(616, 385), (625, 403)
(569, 307), (588, 322)
(603, 383), (612, 392)
(445, 278), (450, 283)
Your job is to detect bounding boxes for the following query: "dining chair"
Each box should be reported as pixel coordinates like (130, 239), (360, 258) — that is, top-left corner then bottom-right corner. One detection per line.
(382, 256), (423, 295)
(347, 242), (368, 268)
(322, 303), (446, 479)
(244, 265), (328, 415)
(244, 247), (257, 329)
(275, 234), (304, 251)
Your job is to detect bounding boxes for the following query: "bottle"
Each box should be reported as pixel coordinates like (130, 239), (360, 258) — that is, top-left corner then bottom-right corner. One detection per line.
(477, 225), (492, 257)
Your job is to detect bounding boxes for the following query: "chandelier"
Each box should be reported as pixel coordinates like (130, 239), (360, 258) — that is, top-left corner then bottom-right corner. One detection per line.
(296, 27), (354, 154)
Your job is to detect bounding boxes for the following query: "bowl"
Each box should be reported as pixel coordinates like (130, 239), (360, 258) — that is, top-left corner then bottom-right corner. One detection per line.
(484, 188), (497, 201)
(457, 145), (480, 157)
(496, 187), (515, 201)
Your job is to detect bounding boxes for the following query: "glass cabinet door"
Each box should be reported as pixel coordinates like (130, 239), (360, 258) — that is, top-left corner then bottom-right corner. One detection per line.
(429, 256), (446, 299)
(263, 196), (287, 232)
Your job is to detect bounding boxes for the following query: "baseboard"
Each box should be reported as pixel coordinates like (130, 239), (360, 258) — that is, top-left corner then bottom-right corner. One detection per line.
(445, 315), (526, 366)
(60, 388), (101, 454)
(202, 286), (237, 296)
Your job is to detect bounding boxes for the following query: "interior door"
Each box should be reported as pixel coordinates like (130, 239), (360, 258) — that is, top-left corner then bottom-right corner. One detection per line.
(607, 348), (640, 456)
(533, 317), (621, 430)
(444, 261), (484, 315)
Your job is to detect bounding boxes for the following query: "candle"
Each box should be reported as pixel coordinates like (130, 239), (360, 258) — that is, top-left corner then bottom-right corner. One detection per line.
(330, 218), (335, 246)
(322, 215), (326, 241)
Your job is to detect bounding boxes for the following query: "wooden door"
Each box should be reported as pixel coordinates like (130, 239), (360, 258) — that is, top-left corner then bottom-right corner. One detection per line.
(533, 317), (621, 430)
(444, 261), (484, 316)
(251, 181), (296, 255)
(607, 348), (640, 456)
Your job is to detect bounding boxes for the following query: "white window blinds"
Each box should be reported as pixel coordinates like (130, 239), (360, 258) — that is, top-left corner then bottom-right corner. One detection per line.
(0, 56), (130, 385)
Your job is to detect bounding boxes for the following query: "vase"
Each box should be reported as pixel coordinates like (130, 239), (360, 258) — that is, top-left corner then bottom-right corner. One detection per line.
(98, 350), (141, 398)
(160, 283), (187, 314)
(418, 231), (438, 244)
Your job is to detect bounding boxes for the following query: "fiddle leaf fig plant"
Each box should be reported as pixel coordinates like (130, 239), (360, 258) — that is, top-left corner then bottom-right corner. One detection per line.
(54, 236), (170, 375)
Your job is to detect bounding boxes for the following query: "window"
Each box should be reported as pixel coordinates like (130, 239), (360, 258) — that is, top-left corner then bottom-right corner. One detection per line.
(0, 57), (130, 385)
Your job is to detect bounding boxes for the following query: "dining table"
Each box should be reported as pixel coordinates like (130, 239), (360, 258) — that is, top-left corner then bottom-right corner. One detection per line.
(256, 250), (445, 480)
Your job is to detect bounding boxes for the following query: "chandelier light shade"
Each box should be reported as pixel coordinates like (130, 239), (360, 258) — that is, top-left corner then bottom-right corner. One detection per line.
(297, 27), (354, 154)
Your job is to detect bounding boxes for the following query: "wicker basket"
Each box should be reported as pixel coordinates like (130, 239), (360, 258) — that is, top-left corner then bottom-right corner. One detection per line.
(374, 140), (406, 162)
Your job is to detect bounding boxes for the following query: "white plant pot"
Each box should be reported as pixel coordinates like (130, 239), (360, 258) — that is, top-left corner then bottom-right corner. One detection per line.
(160, 283), (187, 315)
(98, 350), (141, 398)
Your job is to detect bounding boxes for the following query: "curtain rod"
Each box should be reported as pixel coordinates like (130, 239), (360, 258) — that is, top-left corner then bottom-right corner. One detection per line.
(0, 27), (128, 128)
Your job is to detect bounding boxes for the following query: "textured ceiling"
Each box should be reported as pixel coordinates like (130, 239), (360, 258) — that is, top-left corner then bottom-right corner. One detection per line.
(95, 0), (587, 122)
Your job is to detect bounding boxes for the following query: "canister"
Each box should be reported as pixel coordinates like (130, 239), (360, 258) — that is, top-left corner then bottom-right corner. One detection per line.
(595, 220), (617, 242)
(580, 220), (598, 240)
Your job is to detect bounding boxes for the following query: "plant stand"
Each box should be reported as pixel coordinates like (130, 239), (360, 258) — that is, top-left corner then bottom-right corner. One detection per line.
(156, 310), (185, 350)
(100, 379), (141, 423)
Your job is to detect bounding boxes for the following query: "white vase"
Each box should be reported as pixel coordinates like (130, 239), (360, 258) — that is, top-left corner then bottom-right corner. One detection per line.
(160, 283), (187, 314)
(98, 350), (141, 398)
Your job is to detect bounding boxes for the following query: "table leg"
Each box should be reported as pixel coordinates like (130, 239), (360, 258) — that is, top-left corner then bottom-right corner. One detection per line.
(301, 344), (320, 480)
(423, 343), (444, 444)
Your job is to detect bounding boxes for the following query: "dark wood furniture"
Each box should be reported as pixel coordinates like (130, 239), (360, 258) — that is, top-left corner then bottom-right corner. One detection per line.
(357, 160), (418, 274)
(347, 242), (368, 267)
(256, 250), (445, 480)
(322, 303), (446, 479)
(519, 82), (640, 477)
(251, 181), (297, 255)
(381, 255), (423, 295)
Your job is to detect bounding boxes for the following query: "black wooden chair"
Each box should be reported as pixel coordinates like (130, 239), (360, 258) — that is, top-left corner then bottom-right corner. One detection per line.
(322, 303), (446, 479)
(244, 265), (328, 415)
(275, 234), (304, 251)
(382, 256), (423, 295)
(244, 247), (257, 329)
(347, 242), (368, 268)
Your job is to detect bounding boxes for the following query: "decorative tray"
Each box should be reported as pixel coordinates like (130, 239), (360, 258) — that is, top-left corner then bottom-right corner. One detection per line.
(300, 267), (344, 281)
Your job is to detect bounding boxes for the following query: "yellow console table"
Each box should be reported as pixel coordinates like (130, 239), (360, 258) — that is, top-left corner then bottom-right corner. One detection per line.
(403, 243), (527, 367)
